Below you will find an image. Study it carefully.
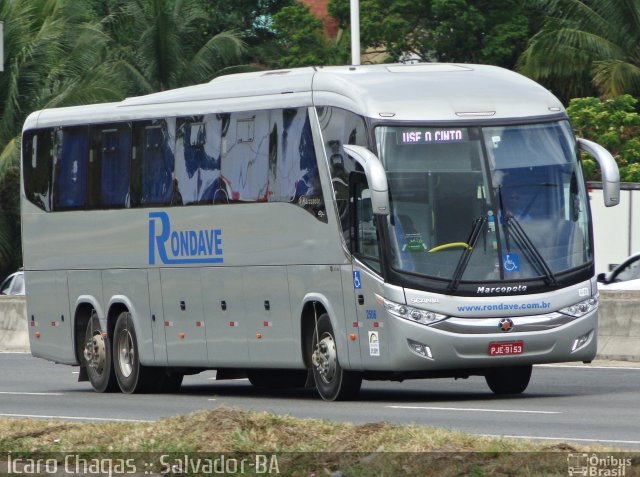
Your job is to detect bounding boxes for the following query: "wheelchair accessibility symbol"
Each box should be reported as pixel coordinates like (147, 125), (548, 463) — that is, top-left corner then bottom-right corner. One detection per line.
(353, 271), (362, 289)
(503, 253), (520, 273)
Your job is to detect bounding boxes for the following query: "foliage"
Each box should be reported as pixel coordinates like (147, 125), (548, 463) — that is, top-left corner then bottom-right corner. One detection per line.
(0, 141), (21, 279)
(271, 3), (347, 68)
(518, 0), (640, 101)
(0, 0), (127, 280)
(328, 0), (538, 68)
(567, 95), (640, 181)
(200, 0), (295, 65)
(107, 0), (247, 93)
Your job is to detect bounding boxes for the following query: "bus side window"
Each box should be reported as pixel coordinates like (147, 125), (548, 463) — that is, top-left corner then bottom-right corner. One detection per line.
(351, 172), (381, 273)
(22, 130), (53, 211)
(98, 125), (132, 208)
(53, 126), (90, 210)
(317, 107), (368, 236)
(139, 123), (175, 206)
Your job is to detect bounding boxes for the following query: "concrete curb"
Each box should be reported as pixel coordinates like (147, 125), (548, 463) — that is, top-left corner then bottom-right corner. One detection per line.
(2, 292), (639, 360)
(597, 290), (640, 361)
(0, 296), (29, 352)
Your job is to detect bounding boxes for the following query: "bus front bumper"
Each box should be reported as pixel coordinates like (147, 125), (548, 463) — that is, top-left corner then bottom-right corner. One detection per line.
(373, 309), (597, 372)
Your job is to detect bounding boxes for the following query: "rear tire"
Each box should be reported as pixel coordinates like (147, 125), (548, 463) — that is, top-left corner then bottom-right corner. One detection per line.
(485, 365), (532, 394)
(83, 313), (118, 393)
(310, 313), (361, 401)
(113, 311), (155, 393)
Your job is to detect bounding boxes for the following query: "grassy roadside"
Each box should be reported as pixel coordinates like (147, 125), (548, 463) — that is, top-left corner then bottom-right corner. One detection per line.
(0, 406), (636, 476)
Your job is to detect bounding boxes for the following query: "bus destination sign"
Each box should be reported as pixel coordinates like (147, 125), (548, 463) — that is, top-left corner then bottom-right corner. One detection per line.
(398, 128), (467, 144)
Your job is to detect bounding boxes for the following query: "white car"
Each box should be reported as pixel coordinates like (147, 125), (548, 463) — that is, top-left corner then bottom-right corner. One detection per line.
(597, 253), (640, 291)
(0, 270), (25, 296)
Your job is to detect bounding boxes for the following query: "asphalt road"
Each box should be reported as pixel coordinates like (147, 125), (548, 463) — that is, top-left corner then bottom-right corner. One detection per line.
(1, 352), (639, 449)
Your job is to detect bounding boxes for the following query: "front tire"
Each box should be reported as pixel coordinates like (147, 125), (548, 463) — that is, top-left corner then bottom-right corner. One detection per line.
(83, 313), (118, 393)
(485, 365), (532, 394)
(310, 313), (361, 401)
(113, 311), (155, 393)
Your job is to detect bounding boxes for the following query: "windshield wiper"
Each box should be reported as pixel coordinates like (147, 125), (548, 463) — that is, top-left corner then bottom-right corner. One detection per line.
(504, 213), (558, 287)
(447, 216), (487, 292)
(495, 185), (557, 287)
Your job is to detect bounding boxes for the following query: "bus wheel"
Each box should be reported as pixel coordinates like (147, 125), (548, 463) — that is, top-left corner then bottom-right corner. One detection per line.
(485, 365), (532, 394)
(83, 313), (118, 393)
(310, 313), (362, 401)
(113, 311), (153, 393)
(247, 370), (307, 389)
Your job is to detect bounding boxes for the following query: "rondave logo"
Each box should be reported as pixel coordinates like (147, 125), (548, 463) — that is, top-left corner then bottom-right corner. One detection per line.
(567, 453), (632, 476)
(148, 211), (223, 265)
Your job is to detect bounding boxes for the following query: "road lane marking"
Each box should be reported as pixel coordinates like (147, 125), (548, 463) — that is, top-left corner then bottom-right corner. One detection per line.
(484, 434), (640, 446)
(0, 392), (64, 396)
(0, 413), (152, 423)
(387, 405), (560, 414)
(537, 364), (640, 370)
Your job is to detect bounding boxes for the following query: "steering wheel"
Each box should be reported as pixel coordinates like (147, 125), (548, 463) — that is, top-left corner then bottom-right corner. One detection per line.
(428, 242), (472, 253)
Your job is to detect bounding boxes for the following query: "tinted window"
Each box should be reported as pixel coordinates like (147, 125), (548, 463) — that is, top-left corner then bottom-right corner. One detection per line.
(22, 131), (53, 211)
(316, 107), (368, 234)
(22, 108), (324, 217)
(131, 120), (176, 206)
(53, 126), (90, 210)
(96, 124), (132, 207)
(174, 116), (222, 204)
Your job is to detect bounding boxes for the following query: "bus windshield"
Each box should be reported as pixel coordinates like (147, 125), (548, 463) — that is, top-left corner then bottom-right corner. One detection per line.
(375, 121), (591, 286)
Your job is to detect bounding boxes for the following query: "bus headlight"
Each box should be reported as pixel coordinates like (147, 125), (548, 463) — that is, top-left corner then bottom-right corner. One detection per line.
(383, 298), (447, 325)
(560, 296), (598, 318)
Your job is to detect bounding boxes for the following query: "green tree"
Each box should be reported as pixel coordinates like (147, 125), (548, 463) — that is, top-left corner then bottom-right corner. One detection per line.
(0, 0), (125, 280)
(201, 0), (295, 65)
(518, 0), (640, 100)
(328, 0), (537, 67)
(567, 95), (640, 181)
(271, 3), (346, 68)
(109, 0), (247, 93)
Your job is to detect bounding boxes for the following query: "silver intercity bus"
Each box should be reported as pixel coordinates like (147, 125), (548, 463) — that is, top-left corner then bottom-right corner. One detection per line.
(21, 64), (620, 400)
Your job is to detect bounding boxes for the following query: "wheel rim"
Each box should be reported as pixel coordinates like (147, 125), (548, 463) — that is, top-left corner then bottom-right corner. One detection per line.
(312, 332), (338, 384)
(84, 332), (106, 375)
(116, 328), (135, 378)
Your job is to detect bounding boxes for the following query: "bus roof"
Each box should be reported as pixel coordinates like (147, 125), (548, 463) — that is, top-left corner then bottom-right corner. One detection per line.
(23, 63), (565, 130)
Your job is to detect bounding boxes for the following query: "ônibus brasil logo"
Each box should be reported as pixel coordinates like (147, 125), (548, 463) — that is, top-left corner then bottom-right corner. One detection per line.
(149, 211), (223, 265)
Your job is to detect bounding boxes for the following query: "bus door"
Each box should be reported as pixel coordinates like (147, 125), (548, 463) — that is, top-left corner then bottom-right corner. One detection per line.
(349, 173), (389, 368)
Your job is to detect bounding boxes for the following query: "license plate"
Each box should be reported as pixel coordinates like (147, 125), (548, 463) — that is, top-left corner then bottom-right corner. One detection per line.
(489, 341), (524, 356)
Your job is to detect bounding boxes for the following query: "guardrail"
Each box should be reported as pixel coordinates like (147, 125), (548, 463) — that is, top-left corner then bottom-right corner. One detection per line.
(1, 292), (639, 360)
